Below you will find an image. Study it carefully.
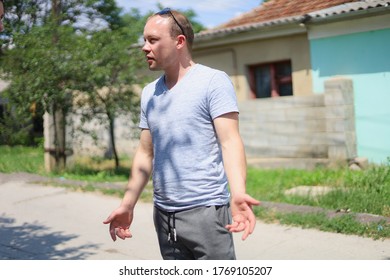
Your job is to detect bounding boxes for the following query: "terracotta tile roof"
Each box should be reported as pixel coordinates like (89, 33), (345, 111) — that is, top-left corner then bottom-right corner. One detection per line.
(218, 0), (359, 29)
(196, 0), (390, 39)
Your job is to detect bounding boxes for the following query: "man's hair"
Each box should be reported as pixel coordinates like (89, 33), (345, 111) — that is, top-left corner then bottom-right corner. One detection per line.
(151, 9), (195, 52)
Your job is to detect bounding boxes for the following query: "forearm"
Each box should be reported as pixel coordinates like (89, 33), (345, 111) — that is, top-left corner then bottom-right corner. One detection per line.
(221, 135), (247, 197)
(213, 113), (247, 197)
(120, 130), (153, 210)
(121, 154), (152, 209)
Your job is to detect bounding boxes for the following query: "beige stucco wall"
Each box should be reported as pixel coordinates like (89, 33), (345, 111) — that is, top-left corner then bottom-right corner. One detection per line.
(193, 33), (313, 101)
(0, 79), (9, 92)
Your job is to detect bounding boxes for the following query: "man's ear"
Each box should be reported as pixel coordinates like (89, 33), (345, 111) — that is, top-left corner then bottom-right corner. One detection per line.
(176, 35), (187, 49)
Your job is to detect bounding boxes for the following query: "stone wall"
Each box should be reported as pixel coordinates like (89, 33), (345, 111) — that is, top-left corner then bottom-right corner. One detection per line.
(44, 110), (139, 171)
(44, 78), (356, 170)
(239, 78), (357, 168)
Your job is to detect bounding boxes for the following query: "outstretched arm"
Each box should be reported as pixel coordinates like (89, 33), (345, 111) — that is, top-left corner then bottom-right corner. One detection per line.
(214, 112), (260, 240)
(103, 129), (154, 241)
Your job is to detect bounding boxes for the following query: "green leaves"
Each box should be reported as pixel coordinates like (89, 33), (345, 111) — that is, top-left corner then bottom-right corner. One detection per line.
(0, 1), (206, 166)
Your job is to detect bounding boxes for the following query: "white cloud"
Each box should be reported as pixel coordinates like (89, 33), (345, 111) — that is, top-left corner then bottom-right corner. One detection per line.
(117, 0), (259, 13)
(116, 0), (261, 27)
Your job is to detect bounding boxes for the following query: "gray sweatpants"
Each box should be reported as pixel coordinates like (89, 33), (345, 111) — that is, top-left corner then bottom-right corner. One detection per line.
(153, 204), (236, 260)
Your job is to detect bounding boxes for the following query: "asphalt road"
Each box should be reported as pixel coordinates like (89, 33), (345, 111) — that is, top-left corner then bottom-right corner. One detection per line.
(0, 174), (389, 260)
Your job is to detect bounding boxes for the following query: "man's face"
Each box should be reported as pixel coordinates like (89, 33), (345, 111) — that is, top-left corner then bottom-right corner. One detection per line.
(0, 0), (4, 32)
(142, 16), (179, 71)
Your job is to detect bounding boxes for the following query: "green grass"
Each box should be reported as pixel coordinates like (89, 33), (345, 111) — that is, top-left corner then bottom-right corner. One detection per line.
(0, 145), (46, 174)
(1, 145), (389, 239)
(246, 162), (390, 217)
(256, 209), (390, 240)
(58, 156), (131, 183)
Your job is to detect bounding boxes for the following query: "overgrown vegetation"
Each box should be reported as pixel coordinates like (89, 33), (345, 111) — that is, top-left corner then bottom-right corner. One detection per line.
(0, 1), (206, 169)
(0, 145), (389, 239)
(0, 145), (45, 173)
(246, 162), (390, 217)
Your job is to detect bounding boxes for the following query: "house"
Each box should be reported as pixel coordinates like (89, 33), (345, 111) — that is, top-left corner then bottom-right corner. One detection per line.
(192, 0), (390, 167)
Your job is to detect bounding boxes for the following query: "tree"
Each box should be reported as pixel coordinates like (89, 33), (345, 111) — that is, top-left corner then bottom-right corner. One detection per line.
(72, 25), (146, 169)
(0, 0), (124, 171)
(3, 24), (83, 169)
(71, 6), (206, 169)
(1, 1), (206, 170)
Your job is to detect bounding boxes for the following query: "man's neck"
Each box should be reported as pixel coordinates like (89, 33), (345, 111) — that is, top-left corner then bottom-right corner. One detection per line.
(164, 59), (195, 89)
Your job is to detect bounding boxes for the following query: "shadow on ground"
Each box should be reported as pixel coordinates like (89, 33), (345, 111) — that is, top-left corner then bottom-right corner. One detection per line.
(0, 214), (99, 260)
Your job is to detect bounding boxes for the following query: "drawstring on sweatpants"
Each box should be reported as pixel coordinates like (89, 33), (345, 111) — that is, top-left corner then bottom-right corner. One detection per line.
(167, 212), (177, 242)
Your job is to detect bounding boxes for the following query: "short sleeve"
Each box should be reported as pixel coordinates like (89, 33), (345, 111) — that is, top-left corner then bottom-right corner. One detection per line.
(138, 89), (150, 129)
(208, 71), (239, 120)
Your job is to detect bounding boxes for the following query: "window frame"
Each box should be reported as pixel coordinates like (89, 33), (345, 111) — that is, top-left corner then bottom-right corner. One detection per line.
(248, 60), (293, 99)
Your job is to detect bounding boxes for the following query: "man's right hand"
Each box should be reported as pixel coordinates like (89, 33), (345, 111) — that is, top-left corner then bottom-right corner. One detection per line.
(103, 206), (134, 241)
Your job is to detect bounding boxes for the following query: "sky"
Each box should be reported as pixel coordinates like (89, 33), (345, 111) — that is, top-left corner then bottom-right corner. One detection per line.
(115, 0), (263, 28)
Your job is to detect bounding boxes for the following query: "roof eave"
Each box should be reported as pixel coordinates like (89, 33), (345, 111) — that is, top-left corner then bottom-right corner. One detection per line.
(194, 2), (390, 48)
(306, 3), (390, 24)
(194, 16), (307, 49)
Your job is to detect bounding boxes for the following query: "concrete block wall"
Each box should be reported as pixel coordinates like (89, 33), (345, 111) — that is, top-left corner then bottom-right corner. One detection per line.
(44, 109), (139, 171)
(44, 78), (356, 170)
(68, 110), (139, 158)
(324, 78), (357, 160)
(239, 78), (357, 165)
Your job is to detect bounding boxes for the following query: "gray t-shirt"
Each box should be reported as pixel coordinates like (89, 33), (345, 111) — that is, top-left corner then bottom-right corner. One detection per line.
(139, 64), (239, 211)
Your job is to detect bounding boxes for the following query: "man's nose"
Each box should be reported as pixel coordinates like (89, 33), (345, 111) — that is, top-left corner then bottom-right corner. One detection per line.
(142, 42), (150, 53)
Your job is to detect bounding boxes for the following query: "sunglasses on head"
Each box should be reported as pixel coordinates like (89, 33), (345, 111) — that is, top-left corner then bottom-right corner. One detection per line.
(156, 8), (185, 36)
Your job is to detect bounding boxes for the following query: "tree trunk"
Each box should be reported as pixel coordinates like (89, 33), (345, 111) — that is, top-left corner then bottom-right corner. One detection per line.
(108, 115), (120, 169)
(44, 107), (67, 172)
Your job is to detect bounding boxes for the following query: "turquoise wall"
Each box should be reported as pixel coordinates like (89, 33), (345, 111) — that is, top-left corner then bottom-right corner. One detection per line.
(310, 28), (390, 164)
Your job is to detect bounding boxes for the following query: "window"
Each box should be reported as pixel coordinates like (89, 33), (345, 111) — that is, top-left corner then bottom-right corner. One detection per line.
(249, 60), (293, 98)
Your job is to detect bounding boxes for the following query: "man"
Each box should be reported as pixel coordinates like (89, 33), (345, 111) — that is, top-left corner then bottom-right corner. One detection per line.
(0, 0), (4, 33)
(103, 8), (260, 260)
